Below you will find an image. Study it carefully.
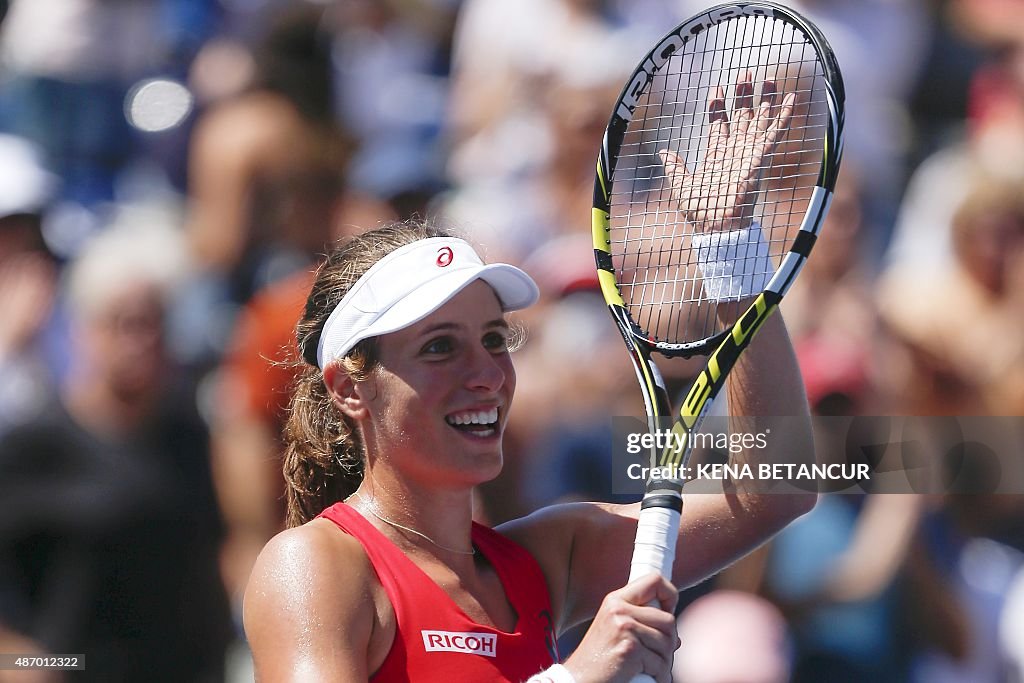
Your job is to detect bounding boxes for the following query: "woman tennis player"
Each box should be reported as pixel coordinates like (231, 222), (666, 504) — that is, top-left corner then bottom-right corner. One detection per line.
(244, 93), (816, 683)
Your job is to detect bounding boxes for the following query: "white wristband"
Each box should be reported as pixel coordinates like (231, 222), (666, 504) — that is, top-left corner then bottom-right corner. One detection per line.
(691, 221), (772, 301)
(526, 663), (576, 683)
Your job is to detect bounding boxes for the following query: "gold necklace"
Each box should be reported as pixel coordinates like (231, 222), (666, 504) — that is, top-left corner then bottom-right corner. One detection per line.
(350, 493), (476, 556)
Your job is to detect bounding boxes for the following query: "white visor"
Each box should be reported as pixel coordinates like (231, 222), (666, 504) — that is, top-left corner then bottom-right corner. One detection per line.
(317, 237), (539, 368)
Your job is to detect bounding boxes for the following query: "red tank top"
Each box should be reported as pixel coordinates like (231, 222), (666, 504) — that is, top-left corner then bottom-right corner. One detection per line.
(318, 503), (559, 682)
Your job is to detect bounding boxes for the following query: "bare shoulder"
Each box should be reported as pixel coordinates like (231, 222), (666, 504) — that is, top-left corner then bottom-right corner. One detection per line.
(244, 518), (371, 607)
(244, 519), (379, 682)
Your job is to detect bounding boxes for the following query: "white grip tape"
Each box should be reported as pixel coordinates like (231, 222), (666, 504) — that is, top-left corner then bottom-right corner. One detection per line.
(692, 222), (772, 301)
(526, 664), (576, 683)
(628, 505), (681, 583)
(626, 506), (681, 683)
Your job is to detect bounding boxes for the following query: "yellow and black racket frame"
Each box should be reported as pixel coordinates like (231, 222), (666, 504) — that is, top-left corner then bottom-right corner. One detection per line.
(592, 1), (845, 497)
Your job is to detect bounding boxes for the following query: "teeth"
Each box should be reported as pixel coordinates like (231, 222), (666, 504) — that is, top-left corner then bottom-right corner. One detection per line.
(446, 408), (499, 427)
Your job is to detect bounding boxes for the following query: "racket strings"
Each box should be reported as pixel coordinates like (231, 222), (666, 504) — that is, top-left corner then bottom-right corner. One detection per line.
(609, 14), (828, 347)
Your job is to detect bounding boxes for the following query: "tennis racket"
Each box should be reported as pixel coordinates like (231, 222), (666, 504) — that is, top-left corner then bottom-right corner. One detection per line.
(591, 4), (843, 679)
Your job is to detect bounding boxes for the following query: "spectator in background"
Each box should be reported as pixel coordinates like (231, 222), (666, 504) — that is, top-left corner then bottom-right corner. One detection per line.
(444, 0), (634, 259)
(447, 69), (622, 259)
(0, 134), (60, 434)
(179, 4), (352, 367)
(508, 234), (645, 516)
(759, 491), (926, 683)
(905, 482), (1024, 682)
(0, 0), (147, 207)
(0, 221), (231, 682)
(782, 169), (875, 342)
(326, 0), (460, 203)
(886, 0), (1024, 276)
(877, 177), (1024, 416)
(0, 0), (218, 222)
(780, 168), (876, 417)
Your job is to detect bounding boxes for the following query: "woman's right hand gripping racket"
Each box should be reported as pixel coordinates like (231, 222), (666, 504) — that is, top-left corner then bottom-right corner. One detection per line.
(591, 4), (844, 680)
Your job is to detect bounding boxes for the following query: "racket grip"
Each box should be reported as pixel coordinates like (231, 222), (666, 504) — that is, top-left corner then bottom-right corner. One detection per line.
(627, 500), (681, 683)
(628, 500), (681, 583)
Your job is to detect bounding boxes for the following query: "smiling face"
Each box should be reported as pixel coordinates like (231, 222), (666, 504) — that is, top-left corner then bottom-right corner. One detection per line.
(328, 280), (516, 489)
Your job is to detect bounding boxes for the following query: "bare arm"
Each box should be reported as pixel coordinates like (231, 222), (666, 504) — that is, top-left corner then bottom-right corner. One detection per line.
(503, 310), (814, 630)
(503, 73), (815, 629)
(244, 522), (375, 682)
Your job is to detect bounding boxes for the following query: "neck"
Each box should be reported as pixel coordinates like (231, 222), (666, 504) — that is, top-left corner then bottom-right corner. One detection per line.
(350, 474), (477, 559)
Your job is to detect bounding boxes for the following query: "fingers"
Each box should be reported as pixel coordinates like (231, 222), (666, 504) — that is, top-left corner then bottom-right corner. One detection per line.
(723, 75), (793, 143)
(708, 85), (728, 126)
(706, 85), (729, 162)
(756, 80), (778, 133)
(630, 604), (680, 650)
(763, 90), (797, 151)
(567, 574), (680, 681)
(596, 604), (676, 675)
(607, 602), (678, 680)
(613, 574), (680, 665)
(617, 572), (679, 613)
(632, 622), (678, 683)
(733, 70), (755, 133)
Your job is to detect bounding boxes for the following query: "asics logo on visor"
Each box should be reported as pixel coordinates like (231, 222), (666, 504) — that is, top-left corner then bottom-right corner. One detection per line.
(436, 246), (454, 267)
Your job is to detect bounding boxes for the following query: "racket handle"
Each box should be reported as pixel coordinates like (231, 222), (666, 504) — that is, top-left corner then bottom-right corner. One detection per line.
(628, 499), (681, 583)
(628, 499), (681, 683)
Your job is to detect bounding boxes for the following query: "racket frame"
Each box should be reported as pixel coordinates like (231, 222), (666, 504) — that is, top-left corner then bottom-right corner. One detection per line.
(591, 0), (845, 610)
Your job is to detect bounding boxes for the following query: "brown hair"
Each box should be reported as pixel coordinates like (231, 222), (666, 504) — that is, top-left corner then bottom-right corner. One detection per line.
(283, 220), (455, 527)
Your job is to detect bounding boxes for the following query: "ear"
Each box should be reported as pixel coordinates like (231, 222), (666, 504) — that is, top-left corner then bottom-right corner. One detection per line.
(323, 363), (370, 421)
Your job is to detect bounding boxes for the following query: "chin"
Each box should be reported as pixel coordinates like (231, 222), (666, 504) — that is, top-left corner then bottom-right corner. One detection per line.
(460, 448), (505, 487)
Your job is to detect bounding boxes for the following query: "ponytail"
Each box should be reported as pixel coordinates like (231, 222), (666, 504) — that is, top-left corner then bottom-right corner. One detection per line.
(281, 341), (374, 527)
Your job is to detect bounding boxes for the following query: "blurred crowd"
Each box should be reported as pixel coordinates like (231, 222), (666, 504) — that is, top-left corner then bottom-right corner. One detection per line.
(0, 0), (1023, 681)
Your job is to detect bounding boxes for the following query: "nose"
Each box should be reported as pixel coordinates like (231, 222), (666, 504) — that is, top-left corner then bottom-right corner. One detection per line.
(464, 346), (507, 394)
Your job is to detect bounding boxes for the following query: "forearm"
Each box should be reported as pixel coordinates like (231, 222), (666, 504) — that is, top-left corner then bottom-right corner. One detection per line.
(729, 313), (815, 466)
(665, 310), (814, 587)
(720, 309), (816, 513)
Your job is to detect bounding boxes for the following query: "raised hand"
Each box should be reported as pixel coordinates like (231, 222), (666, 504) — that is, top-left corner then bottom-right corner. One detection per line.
(661, 71), (795, 233)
